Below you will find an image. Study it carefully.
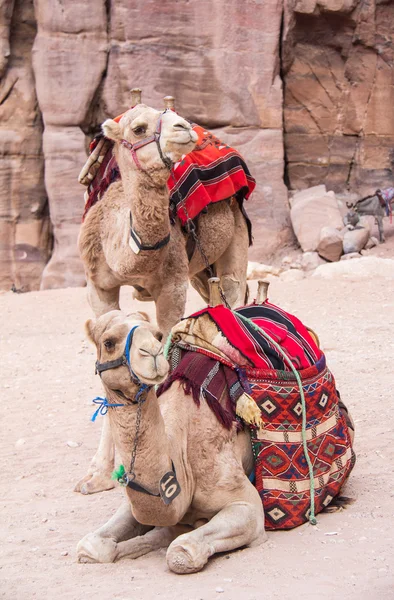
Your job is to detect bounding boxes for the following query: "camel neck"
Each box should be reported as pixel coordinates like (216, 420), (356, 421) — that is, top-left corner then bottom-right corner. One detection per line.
(122, 170), (171, 247)
(108, 389), (173, 496)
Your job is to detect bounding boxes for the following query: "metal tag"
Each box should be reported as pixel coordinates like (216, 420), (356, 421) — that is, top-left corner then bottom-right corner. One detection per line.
(159, 470), (181, 505)
(129, 230), (142, 254)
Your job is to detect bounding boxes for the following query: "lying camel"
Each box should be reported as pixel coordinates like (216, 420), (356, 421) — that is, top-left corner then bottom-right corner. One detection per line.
(77, 310), (265, 573)
(76, 95), (250, 494)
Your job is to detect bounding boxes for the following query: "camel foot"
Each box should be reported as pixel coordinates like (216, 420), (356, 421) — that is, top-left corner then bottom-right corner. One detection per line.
(77, 533), (118, 564)
(74, 472), (115, 495)
(166, 537), (211, 574)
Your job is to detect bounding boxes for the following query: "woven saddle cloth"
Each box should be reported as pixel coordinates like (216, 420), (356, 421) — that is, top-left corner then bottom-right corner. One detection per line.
(160, 300), (356, 530)
(78, 118), (255, 223)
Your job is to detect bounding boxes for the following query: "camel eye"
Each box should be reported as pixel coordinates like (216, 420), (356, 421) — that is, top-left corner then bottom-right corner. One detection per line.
(133, 126), (146, 135)
(104, 339), (115, 350)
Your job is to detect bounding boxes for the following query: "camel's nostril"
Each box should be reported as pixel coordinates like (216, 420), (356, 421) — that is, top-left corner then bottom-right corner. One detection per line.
(139, 348), (152, 358)
(139, 347), (163, 359)
(174, 122), (188, 130)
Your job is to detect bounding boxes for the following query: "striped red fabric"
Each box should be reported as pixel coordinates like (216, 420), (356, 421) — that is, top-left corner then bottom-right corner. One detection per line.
(189, 303), (322, 371)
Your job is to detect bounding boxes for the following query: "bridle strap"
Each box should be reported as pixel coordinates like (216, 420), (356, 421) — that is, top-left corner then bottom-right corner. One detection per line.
(129, 212), (171, 252)
(120, 111), (172, 171)
(123, 460), (177, 498)
(95, 327), (151, 406)
(95, 356), (127, 374)
(95, 326), (138, 376)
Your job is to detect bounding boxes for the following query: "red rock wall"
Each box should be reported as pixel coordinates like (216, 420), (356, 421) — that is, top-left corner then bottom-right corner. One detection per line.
(1, 0), (392, 290)
(0, 0), (51, 291)
(283, 0), (394, 194)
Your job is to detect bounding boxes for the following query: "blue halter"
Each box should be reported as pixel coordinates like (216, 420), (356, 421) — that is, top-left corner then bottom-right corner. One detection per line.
(92, 325), (151, 420)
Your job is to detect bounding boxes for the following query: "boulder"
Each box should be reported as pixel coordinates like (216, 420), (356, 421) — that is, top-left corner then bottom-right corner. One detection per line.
(247, 261), (280, 280)
(300, 251), (327, 271)
(343, 224), (370, 254)
(290, 186), (343, 252)
(312, 257), (394, 280)
(317, 227), (343, 262)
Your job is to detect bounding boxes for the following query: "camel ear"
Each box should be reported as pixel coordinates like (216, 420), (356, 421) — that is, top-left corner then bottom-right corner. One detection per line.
(102, 119), (122, 142)
(136, 311), (150, 323)
(126, 311), (150, 323)
(85, 319), (97, 344)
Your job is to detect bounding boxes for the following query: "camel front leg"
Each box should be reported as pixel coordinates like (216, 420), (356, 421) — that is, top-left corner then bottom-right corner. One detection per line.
(87, 277), (121, 317)
(77, 500), (188, 564)
(155, 280), (188, 338)
(74, 416), (116, 494)
(166, 501), (266, 574)
(77, 500), (151, 563)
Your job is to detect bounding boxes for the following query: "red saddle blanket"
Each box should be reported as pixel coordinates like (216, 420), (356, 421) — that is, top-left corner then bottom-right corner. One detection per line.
(79, 121), (255, 223)
(159, 300), (355, 530)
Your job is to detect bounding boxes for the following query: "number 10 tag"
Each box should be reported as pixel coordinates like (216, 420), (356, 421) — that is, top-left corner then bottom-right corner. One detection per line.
(159, 469), (181, 505)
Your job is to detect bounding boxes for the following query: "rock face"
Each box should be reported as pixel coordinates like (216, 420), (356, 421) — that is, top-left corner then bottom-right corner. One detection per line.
(1, 0), (393, 290)
(283, 0), (394, 195)
(32, 0), (108, 289)
(0, 0), (51, 292)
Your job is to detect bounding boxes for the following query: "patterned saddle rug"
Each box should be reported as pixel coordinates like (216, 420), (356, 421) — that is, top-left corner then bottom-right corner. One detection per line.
(159, 299), (355, 530)
(78, 114), (255, 224)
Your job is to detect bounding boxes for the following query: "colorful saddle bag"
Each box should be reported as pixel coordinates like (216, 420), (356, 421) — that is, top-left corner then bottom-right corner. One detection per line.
(160, 294), (356, 530)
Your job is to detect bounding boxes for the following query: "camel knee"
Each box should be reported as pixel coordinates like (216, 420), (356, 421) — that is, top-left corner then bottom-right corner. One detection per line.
(166, 536), (212, 574)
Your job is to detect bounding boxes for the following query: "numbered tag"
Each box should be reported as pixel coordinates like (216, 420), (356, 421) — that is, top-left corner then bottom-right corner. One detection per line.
(129, 230), (142, 254)
(159, 470), (181, 505)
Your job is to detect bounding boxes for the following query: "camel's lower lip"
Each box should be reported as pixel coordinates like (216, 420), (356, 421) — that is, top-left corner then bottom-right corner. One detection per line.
(172, 134), (196, 145)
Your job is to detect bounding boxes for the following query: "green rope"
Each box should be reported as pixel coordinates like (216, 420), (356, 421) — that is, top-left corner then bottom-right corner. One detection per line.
(161, 310), (317, 525)
(163, 331), (173, 360)
(236, 312), (317, 525)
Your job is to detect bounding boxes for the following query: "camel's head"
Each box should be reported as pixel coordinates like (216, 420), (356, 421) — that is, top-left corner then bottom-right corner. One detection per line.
(86, 311), (169, 402)
(102, 98), (198, 181)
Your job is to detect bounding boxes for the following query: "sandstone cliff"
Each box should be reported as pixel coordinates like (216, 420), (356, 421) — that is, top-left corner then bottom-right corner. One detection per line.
(0, 0), (392, 290)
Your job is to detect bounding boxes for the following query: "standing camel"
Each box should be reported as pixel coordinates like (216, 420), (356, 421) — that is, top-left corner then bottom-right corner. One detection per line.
(76, 96), (251, 494)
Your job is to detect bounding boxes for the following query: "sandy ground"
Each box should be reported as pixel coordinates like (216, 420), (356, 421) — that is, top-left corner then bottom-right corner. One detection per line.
(1, 275), (394, 600)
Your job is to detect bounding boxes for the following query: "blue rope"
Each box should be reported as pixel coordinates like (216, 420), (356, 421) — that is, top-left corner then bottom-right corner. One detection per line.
(135, 384), (150, 402)
(124, 326), (139, 365)
(91, 396), (124, 422)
